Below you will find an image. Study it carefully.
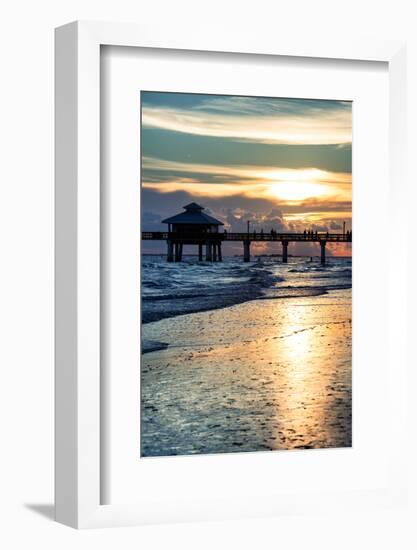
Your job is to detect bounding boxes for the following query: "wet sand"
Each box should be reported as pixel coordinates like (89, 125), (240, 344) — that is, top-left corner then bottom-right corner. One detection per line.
(141, 289), (352, 457)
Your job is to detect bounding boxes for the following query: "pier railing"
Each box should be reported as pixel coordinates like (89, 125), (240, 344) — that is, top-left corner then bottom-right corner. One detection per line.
(141, 231), (352, 243)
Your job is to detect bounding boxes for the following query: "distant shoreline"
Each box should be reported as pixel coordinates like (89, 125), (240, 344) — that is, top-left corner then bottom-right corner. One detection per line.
(142, 253), (353, 259)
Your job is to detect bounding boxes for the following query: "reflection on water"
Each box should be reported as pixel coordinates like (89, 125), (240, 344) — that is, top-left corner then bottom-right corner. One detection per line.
(268, 302), (351, 449)
(141, 289), (352, 457)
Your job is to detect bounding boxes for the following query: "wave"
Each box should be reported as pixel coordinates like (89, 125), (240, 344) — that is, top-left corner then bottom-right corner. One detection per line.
(142, 339), (169, 354)
(141, 256), (351, 324)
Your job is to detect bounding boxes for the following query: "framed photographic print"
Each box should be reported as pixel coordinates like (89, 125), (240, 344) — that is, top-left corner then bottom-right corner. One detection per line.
(55, 21), (408, 528)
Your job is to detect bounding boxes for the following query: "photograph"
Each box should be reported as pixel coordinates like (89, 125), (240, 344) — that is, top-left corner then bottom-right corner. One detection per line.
(140, 91), (352, 457)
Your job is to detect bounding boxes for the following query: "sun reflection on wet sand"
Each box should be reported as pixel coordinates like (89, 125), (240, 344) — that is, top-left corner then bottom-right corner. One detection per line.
(141, 290), (352, 456)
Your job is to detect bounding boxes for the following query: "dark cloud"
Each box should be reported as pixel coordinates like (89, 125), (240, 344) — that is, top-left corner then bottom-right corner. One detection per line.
(329, 220), (342, 230)
(141, 210), (164, 231)
(224, 207), (289, 233)
(284, 200), (352, 213)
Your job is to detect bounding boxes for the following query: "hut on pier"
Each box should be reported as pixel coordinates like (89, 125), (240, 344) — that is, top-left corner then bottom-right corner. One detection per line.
(162, 202), (224, 262)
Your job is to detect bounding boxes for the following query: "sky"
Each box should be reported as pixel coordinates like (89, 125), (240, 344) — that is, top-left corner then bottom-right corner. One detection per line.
(141, 92), (352, 257)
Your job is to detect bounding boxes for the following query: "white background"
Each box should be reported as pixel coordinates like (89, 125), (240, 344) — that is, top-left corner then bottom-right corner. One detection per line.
(0, 1), (416, 549)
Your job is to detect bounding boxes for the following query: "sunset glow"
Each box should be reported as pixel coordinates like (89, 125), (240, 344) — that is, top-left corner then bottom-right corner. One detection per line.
(141, 92), (352, 256)
(267, 181), (331, 202)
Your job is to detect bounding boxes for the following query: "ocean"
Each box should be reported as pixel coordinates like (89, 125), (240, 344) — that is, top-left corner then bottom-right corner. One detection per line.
(141, 255), (352, 326)
(140, 255), (352, 457)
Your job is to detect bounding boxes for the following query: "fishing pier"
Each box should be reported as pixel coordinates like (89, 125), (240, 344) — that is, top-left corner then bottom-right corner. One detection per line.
(142, 203), (352, 265)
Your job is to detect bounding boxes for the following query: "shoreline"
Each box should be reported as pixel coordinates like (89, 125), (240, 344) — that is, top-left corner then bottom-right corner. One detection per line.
(142, 339), (169, 354)
(142, 283), (351, 326)
(141, 284), (351, 326)
(142, 285), (350, 351)
(141, 288), (352, 457)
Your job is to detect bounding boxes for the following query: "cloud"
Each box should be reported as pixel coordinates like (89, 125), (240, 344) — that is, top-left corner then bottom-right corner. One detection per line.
(220, 207), (351, 257)
(140, 93), (352, 257)
(194, 96), (351, 119)
(222, 207), (347, 236)
(142, 156), (351, 184)
(142, 210), (161, 223)
(141, 210), (163, 230)
(225, 208), (289, 233)
(142, 95), (352, 145)
(142, 156), (352, 207)
(329, 220), (342, 230)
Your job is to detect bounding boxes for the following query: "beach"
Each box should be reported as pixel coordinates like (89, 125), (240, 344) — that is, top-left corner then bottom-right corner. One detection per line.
(141, 259), (352, 457)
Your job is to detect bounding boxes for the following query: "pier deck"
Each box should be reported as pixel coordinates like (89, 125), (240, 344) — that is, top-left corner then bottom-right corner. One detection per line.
(142, 231), (352, 264)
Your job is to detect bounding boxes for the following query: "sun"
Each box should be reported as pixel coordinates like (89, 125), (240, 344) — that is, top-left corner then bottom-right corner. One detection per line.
(268, 181), (330, 202)
(259, 168), (334, 203)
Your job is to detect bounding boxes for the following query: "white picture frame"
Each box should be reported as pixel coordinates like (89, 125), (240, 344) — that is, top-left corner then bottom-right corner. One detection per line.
(55, 21), (407, 529)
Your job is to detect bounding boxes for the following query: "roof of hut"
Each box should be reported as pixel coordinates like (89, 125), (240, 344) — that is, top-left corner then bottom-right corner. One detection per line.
(162, 203), (224, 225)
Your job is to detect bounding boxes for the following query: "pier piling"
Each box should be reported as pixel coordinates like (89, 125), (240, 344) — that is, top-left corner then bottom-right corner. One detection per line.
(218, 243), (222, 262)
(213, 242), (217, 262)
(150, 226), (350, 264)
(320, 240), (326, 265)
(243, 240), (251, 262)
(167, 241), (174, 262)
(282, 241), (288, 263)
